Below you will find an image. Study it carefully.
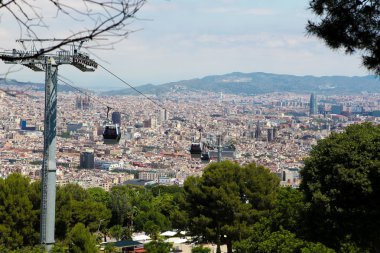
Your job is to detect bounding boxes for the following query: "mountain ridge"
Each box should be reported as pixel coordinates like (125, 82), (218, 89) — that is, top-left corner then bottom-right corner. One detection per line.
(0, 78), (88, 93)
(2, 72), (379, 95)
(102, 72), (380, 96)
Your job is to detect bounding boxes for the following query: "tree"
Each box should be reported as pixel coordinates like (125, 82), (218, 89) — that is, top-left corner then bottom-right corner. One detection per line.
(103, 243), (116, 253)
(71, 199), (112, 232)
(109, 225), (123, 241)
(255, 230), (335, 253)
(269, 187), (305, 234)
(55, 184), (111, 240)
(256, 229), (335, 253)
(149, 185), (184, 197)
(144, 240), (172, 253)
(67, 223), (98, 253)
(233, 218), (334, 253)
(143, 220), (161, 241)
(108, 186), (134, 226)
(192, 245), (211, 253)
(307, 0), (380, 74)
(0, 0), (145, 60)
(0, 174), (40, 249)
(184, 161), (280, 253)
(0, 245), (46, 253)
(87, 187), (110, 204)
(50, 241), (69, 253)
(300, 123), (380, 251)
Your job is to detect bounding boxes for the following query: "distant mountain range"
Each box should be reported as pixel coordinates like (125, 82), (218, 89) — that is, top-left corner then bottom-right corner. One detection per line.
(2, 72), (380, 95)
(102, 72), (380, 96)
(0, 78), (86, 92)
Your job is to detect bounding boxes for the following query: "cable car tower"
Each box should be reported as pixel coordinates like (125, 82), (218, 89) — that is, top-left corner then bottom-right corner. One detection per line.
(0, 39), (97, 251)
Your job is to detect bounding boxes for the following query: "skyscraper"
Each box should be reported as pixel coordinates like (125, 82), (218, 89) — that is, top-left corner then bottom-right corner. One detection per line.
(80, 151), (95, 169)
(159, 109), (169, 122)
(309, 93), (317, 115)
(255, 121), (261, 139)
(267, 128), (274, 142)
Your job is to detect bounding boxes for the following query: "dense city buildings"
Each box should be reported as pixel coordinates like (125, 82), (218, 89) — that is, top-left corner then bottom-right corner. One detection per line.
(2, 85), (380, 190)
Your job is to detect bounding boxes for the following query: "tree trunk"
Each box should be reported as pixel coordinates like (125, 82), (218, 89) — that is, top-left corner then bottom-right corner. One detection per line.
(216, 244), (221, 253)
(217, 225), (222, 253)
(227, 240), (233, 253)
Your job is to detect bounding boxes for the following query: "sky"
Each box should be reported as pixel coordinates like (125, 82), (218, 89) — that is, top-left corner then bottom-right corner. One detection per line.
(0, 0), (370, 90)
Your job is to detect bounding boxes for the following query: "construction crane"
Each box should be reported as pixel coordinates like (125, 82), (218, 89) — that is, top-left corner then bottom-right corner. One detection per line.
(0, 39), (97, 251)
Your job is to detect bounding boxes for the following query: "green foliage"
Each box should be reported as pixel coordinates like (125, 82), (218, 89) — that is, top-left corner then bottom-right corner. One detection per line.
(307, 0), (380, 74)
(103, 243), (116, 253)
(256, 229), (304, 253)
(51, 241), (69, 253)
(0, 245), (46, 253)
(269, 187), (305, 233)
(256, 230), (335, 253)
(339, 238), (370, 253)
(0, 174), (184, 251)
(0, 174), (40, 249)
(71, 199), (111, 232)
(143, 220), (161, 240)
(192, 245), (211, 253)
(109, 225), (123, 241)
(108, 186), (136, 226)
(134, 201), (172, 233)
(144, 240), (172, 253)
(234, 220), (334, 253)
(87, 187), (110, 204)
(67, 223), (98, 253)
(122, 226), (133, 240)
(151, 193), (175, 217)
(300, 123), (380, 251)
(184, 161), (280, 253)
(134, 198), (172, 233)
(55, 184), (111, 240)
(149, 185), (184, 197)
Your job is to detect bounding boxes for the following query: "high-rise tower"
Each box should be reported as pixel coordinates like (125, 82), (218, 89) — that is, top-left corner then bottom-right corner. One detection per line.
(309, 93), (317, 115)
(255, 121), (261, 140)
(80, 151), (95, 169)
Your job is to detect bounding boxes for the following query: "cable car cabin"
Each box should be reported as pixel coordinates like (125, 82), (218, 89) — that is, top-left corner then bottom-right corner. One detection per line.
(103, 124), (121, 144)
(190, 143), (203, 159)
(201, 152), (210, 163)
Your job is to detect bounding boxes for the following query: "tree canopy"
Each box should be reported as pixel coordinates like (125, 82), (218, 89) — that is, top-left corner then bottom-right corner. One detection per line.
(307, 0), (380, 74)
(0, 174), (40, 249)
(0, 169), (340, 252)
(184, 161), (280, 253)
(300, 123), (380, 251)
(67, 223), (98, 253)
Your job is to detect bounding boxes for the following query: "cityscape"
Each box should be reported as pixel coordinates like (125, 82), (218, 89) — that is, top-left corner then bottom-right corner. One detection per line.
(1, 0), (380, 252)
(2, 86), (380, 190)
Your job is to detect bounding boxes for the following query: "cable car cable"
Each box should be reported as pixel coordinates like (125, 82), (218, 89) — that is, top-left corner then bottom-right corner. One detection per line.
(60, 66), (219, 157)
(58, 76), (122, 145)
(97, 63), (168, 112)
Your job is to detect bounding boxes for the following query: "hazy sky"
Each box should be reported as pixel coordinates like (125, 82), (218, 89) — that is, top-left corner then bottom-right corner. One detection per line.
(0, 0), (370, 90)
